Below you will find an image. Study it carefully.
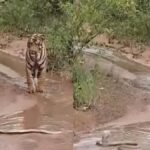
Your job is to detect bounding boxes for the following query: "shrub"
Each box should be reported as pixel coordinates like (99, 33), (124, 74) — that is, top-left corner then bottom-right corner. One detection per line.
(72, 61), (97, 109)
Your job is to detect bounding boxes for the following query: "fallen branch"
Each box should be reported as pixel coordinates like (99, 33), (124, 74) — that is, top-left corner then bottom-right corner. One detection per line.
(96, 141), (138, 147)
(0, 129), (63, 135)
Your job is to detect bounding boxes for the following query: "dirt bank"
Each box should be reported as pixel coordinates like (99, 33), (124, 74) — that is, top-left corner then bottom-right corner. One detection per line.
(93, 34), (150, 68)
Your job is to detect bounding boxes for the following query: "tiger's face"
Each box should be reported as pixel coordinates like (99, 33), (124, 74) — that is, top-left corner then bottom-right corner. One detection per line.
(27, 34), (45, 60)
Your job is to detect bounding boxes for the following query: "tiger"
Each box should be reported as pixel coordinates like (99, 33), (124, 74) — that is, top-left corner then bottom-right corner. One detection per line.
(25, 33), (47, 93)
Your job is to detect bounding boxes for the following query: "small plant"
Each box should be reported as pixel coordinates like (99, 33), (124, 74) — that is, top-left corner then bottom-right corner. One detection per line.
(72, 60), (97, 109)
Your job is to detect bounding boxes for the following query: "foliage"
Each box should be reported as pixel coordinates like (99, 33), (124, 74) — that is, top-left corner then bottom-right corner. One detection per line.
(97, 0), (150, 42)
(0, 0), (150, 42)
(0, 0), (70, 32)
(72, 60), (97, 108)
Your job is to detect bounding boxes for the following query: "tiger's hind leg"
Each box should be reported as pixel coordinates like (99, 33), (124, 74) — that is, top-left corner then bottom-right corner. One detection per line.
(26, 67), (36, 93)
(36, 69), (46, 93)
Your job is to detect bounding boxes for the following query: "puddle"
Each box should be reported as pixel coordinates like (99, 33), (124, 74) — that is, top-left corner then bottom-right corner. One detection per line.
(0, 104), (71, 133)
(0, 51), (73, 135)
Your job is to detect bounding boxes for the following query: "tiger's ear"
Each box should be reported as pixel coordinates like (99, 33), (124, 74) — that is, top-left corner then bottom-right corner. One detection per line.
(27, 39), (31, 47)
(39, 34), (45, 41)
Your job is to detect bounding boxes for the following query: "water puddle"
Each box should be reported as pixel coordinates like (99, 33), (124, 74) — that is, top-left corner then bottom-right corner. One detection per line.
(0, 105), (71, 133)
(0, 51), (72, 135)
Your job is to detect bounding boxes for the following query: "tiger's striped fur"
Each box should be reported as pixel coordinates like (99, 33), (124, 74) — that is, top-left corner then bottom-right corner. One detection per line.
(25, 33), (47, 93)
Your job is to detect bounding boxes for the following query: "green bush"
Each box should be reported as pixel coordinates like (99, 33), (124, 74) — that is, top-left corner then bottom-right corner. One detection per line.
(97, 0), (150, 42)
(0, 0), (70, 32)
(1, 0), (150, 42)
(72, 61), (97, 109)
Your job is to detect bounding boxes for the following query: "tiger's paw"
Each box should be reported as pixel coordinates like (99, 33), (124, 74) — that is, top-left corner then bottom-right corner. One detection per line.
(28, 87), (36, 94)
(36, 87), (44, 93)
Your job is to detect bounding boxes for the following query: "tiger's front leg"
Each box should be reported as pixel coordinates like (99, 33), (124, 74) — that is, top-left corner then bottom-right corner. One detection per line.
(36, 69), (46, 93)
(26, 66), (36, 93)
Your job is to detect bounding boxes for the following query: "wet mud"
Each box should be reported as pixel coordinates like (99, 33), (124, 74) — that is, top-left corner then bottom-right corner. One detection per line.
(0, 50), (73, 149)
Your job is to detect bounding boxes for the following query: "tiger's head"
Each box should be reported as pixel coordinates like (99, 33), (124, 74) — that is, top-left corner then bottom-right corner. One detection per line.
(27, 34), (45, 56)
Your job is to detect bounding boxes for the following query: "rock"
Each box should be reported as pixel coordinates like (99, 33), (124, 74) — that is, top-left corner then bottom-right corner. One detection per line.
(133, 74), (150, 91)
(101, 130), (111, 145)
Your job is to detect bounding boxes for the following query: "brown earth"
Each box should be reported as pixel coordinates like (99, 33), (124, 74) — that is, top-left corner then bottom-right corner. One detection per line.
(93, 33), (150, 68)
(1, 32), (150, 147)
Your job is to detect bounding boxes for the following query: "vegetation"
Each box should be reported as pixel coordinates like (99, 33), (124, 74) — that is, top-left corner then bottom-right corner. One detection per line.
(72, 61), (97, 109)
(0, 0), (149, 108)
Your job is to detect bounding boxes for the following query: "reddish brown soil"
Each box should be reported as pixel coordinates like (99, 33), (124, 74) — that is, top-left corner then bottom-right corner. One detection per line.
(93, 33), (150, 67)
